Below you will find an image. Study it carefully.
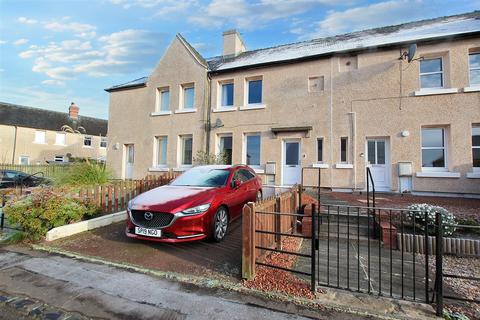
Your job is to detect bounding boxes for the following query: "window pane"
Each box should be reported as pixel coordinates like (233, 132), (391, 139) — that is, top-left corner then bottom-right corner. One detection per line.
(469, 53), (480, 69)
(422, 128), (444, 147)
(157, 137), (167, 165)
(473, 127), (480, 146)
(422, 149), (445, 167)
(420, 74), (443, 88)
(127, 145), (134, 163)
(56, 133), (65, 145)
(317, 139), (323, 162)
(246, 135), (260, 166)
(420, 58), (442, 73)
(184, 87), (194, 109)
(473, 148), (480, 167)
(341, 138), (347, 162)
(84, 136), (92, 146)
(220, 136), (232, 164)
(183, 137), (192, 165)
(367, 141), (376, 164)
(377, 141), (385, 164)
(285, 142), (299, 165)
(161, 90), (170, 111)
(470, 69), (480, 86)
(221, 83), (234, 106)
(248, 80), (262, 104)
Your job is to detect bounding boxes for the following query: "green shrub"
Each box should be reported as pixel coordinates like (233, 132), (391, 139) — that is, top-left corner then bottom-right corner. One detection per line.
(4, 188), (100, 241)
(54, 162), (112, 186)
(407, 203), (457, 236)
(193, 151), (229, 165)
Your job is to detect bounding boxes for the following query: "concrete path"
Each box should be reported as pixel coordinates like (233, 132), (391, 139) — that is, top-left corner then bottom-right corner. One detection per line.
(0, 246), (377, 320)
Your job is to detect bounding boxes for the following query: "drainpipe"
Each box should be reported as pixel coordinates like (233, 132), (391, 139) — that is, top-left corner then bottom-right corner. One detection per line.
(329, 58), (334, 190)
(11, 125), (18, 164)
(348, 112), (357, 191)
(205, 72), (212, 154)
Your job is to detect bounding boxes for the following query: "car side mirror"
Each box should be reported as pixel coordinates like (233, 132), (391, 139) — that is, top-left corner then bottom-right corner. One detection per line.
(233, 179), (242, 188)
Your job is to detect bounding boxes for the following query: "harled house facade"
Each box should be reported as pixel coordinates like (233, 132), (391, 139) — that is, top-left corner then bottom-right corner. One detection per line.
(106, 12), (480, 197)
(0, 102), (108, 164)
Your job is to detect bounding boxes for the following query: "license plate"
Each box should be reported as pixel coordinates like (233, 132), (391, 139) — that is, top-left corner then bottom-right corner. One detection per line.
(135, 226), (162, 238)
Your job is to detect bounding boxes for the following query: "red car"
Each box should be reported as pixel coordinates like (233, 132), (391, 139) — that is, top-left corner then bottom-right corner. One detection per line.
(126, 165), (262, 243)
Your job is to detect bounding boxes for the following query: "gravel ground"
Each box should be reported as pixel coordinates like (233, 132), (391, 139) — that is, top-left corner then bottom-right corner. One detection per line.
(329, 192), (480, 224)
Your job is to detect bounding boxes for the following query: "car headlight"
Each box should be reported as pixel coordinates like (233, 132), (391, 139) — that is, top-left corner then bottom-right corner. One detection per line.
(180, 203), (211, 215)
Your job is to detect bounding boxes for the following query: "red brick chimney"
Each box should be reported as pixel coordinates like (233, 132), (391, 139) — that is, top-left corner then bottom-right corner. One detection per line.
(69, 102), (79, 119)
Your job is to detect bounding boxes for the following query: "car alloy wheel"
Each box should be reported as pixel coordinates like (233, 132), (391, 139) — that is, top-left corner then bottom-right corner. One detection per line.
(213, 207), (228, 242)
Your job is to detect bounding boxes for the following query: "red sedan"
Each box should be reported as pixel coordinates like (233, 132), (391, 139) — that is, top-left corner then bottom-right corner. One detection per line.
(126, 165), (263, 243)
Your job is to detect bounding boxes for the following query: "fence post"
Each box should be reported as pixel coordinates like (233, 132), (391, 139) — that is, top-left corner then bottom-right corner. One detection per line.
(274, 197), (282, 250)
(0, 194), (5, 230)
(242, 202), (256, 280)
(435, 211), (443, 316)
(311, 203), (316, 292)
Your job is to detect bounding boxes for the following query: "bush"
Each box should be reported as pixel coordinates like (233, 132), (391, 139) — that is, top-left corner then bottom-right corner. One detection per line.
(407, 203), (457, 236)
(54, 162), (112, 186)
(4, 188), (100, 241)
(193, 151), (229, 165)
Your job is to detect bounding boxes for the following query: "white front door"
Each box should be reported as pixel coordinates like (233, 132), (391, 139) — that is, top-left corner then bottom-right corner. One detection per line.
(124, 144), (134, 180)
(282, 140), (301, 186)
(366, 139), (390, 191)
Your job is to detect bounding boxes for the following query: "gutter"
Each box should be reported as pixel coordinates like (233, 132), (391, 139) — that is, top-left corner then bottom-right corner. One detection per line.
(205, 73), (212, 154)
(104, 83), (147, 93)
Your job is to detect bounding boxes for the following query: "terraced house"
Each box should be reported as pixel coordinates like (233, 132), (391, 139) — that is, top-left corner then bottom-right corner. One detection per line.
(106, 11), (480, 197)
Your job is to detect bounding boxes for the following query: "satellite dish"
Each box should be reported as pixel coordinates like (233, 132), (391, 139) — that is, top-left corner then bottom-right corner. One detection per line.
(407, 43), (417, 62)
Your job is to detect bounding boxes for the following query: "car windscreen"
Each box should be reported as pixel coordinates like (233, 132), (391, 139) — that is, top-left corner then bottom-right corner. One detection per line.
(170, 169), (230, 187)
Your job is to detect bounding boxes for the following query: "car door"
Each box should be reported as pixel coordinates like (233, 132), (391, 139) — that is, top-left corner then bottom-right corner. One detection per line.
(238, 169), (257, 202)
(227, 169), (250, 218)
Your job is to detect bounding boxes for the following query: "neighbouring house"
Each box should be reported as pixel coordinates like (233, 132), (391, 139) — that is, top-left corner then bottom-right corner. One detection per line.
(0, 102), (108, 165)
(106, 11), (480, 197)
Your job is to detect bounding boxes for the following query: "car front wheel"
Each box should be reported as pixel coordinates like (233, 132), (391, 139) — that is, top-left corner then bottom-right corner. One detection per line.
(212, 207), (228, 242)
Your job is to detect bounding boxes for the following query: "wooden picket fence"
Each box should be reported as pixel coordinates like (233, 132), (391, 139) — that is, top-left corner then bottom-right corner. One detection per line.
(76, 173), (178, 214)
(0, 163), (72, 178)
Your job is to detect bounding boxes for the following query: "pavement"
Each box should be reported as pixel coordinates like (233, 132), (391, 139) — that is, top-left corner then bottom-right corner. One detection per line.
(0, 245), (381, 320)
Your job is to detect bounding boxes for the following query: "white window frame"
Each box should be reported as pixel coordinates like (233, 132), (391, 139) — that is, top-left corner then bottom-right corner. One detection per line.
(154, 136), (168, 168)
(55, 132), (66, 146)
(178, 135), (193, 167)
(218, 80), (235, 109)
(421, 127), (448, 172)
(34, 130), (46, 144)
(83, 135), (92, 147)
(473, 125), (480, 172)
(217, 133), (233, 165)
(179, 83), (195, 110)
(243, 133), (261, 168)
(244, 76), (263, 106)
(419, 57), (444, 89)
(19, 156), (29, 165)
(100, 137), (107, 148)
(156, 87), (170, 112)
(469, 52), (480, 87)
(54, 155), (65, 162)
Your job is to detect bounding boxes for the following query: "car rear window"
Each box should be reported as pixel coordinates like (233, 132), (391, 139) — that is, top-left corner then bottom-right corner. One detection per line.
(171, 168), (230, 187)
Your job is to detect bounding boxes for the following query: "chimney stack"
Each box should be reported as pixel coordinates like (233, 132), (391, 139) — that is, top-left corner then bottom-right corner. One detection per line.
(222, 30), (246, 57)
(69, 102), (79, 119)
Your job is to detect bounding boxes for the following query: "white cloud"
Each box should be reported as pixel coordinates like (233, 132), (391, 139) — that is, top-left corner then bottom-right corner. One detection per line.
(19, 29), (165, 80)
(42, 79), (65, 86)
(44, 19), (97, 39)
(110, 0), (197, 16)
(18, 17), (38, 24)
(188, 0), (340, 29)
(307, 0), (432, 38)
(0, 40), (7, 45)
(14, 38), (29, 46)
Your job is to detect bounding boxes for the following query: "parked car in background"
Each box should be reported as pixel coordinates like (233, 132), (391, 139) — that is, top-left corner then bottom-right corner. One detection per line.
(126, 165), (263, 243)
(0, 170), (51, 189)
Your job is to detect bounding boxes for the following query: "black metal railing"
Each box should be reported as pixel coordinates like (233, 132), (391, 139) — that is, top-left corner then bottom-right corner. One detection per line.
(366, 167), (376, 210)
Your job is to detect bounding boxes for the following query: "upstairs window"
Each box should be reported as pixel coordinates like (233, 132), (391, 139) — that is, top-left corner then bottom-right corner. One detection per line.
(100, 137), (107, 148)
(220, 82), (234, 107)
(245, 134), (261, 167)
(473, 126), (480, 168)
(157, 88), (170, 111)
(83, 136), (92, 147)
(34, 130), (46, 144)
(156, 136), (168, 167)
(420, 58), (443, 89)
(55, 133), (66, 145)
(421, 127), (446, 170)
(469, 52), (480, 86)
(180, 135), (193, 166)
(182, 84), (195, 109)
(247, 78), (262, 104)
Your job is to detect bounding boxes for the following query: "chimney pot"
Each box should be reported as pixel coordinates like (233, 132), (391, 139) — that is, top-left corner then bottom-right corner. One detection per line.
(222, 29), (246, 57)
(69, 102), (79, 119)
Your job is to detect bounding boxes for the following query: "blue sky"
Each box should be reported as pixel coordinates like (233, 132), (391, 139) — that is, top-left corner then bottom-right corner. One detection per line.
(0, 0), (478, 119)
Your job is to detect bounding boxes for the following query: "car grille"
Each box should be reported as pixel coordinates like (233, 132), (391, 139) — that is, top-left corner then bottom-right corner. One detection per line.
(130, 210), (174, 229)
